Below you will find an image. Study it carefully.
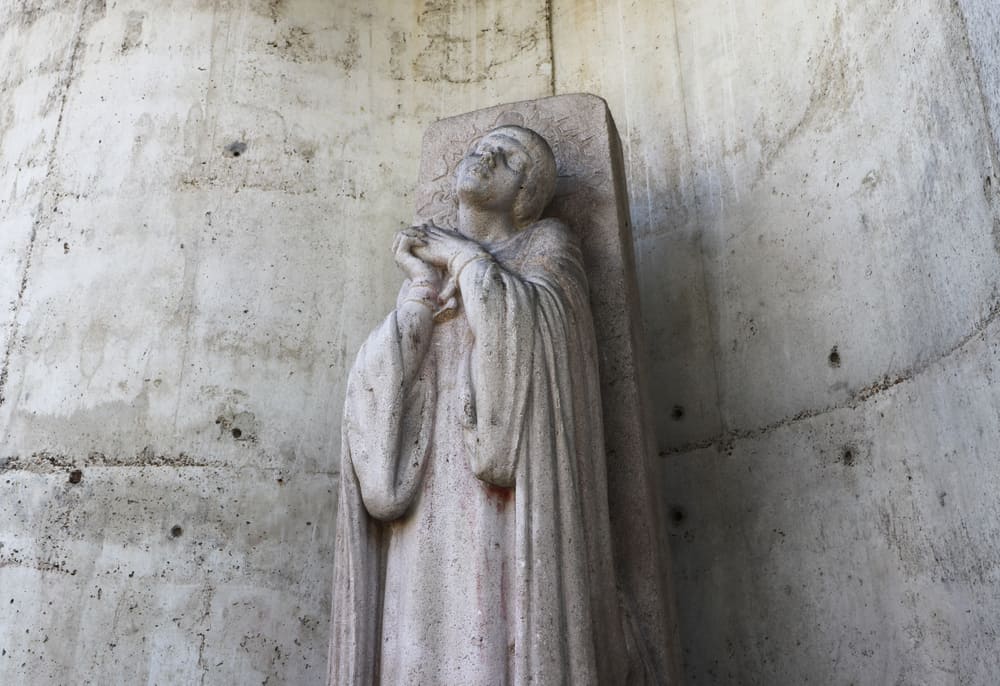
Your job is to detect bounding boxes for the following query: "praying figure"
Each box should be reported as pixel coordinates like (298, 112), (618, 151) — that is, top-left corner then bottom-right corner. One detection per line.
(330, 125), (646, 685)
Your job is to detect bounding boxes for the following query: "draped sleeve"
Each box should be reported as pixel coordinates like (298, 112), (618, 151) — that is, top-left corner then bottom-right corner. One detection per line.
(331, 218), (632, 686)
(456, 218), (626, 683)
(329, 294), (437, 686)
(456, 218), (589, 489)
(343, 301), (436, 521)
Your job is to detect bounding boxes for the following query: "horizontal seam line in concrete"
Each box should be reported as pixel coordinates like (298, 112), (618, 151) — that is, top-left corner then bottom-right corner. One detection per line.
(661, 297), (1000, 456)
(0, 558), (79, 576)
(0, 456), (339, 477)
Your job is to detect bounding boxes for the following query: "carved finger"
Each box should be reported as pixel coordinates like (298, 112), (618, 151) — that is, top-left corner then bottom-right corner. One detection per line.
(426, 226), (462, 242)
(438, 277), (458, 302)
(401, 235), (426, 251)
(422, 230), (449, 245)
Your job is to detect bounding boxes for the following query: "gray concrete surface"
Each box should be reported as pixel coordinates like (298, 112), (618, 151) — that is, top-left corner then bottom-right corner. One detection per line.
(3, 0), (1000, 684)
(554, 0), (1000, 683)
(0, 1), (551, 683)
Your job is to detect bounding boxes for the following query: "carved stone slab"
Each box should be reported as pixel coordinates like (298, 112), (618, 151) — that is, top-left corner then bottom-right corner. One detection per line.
(414, 93), (680, 682)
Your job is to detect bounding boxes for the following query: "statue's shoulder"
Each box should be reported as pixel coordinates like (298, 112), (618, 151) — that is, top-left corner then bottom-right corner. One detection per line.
(522, 217), (577, 250)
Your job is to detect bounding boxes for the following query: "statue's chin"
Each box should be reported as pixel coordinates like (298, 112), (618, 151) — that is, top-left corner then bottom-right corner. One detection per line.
(456, 177), (493, 205)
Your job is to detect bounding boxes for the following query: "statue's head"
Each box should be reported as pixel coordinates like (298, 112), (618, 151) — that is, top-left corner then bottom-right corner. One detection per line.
(455, 125), (557, 227)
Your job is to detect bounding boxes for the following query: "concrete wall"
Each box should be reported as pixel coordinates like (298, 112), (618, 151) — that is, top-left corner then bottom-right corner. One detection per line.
(2, 0), (999, 684)
(553, 0), (1000, 683)
(0, 1), (551, 683)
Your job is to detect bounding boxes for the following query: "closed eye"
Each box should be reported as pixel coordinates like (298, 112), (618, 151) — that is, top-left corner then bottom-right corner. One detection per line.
(506, 152), (527, 173)
(486, 145), (516, 169)
(470, 138), (525, 173)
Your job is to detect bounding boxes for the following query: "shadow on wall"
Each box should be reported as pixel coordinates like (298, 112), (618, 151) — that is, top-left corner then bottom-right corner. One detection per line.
(628, 0), (1000, 682)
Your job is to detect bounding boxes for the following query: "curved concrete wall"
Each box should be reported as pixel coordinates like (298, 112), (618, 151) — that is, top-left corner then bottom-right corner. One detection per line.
(2, 0), (998, 683)
(0, 1), (551, 683)
(553, 1), (1000, 682)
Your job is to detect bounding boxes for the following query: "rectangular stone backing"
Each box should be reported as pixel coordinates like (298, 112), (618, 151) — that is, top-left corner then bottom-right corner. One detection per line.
(414, 93), (679, 679)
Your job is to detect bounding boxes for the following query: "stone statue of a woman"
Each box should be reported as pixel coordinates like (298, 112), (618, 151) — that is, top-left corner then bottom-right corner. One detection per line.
(330, 125), (645, 684)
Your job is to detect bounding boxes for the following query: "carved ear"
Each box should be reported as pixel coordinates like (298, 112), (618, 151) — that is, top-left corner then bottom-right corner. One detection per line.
(513, 159), (557, 226)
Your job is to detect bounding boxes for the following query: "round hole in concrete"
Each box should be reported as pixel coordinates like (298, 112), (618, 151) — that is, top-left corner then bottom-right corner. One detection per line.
(68, 470), (82, 484)
(670, 405), (685, 421)
(828, 346), (841, 368)
(842, 448), (855, 467)
(225, 141), (248, 158)
(231, 428), (242, 439)
(170, 525), (183, 538)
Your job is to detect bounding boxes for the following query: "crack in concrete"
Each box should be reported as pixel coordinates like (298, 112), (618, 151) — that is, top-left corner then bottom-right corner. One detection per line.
(661, 2), (1000, 459)
(0, 216), (39, 410)
(670, 0), (727, 440)
(195, 585), (214, 685)
(661, 298), (1000, 456)
(196, 632), (208, 686)
(544, 0), (555, 96)
(0, 1), (94, 411)
(951, 0), (1000, 257)
(756, 7), (856, 181)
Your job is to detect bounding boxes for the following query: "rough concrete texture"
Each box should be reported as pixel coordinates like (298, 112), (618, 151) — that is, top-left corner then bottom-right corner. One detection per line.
(2, 0), (999, 684)
(553, 0), (1000, 683)
(0, 1), (551, 683)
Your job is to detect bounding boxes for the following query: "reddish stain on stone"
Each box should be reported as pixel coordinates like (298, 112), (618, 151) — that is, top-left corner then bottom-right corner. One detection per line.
(484, 484), (513, 509)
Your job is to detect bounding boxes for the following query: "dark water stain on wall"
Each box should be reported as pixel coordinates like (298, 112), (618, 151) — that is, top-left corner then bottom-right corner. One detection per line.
(120, 11), (144, 53)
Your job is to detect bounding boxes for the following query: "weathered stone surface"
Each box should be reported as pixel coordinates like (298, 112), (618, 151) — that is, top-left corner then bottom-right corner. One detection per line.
(331, 96), (677, 683)
(416, 94), (679, 681)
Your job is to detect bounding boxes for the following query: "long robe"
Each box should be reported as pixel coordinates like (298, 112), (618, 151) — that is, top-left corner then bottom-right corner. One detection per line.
(329, 218), (633, 685)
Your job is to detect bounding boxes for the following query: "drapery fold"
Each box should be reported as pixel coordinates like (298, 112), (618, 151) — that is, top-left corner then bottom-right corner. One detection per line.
(330, 219), (632, 685)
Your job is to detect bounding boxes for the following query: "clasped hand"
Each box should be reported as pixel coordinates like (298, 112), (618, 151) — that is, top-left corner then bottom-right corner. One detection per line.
(393, 223), (481, 293)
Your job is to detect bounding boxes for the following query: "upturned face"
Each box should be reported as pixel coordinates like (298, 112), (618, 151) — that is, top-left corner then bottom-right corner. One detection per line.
(455, 132), (531, 211)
